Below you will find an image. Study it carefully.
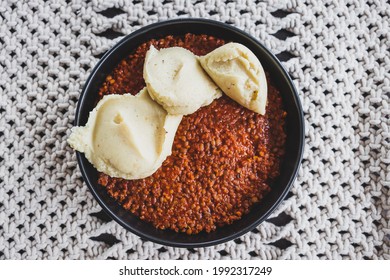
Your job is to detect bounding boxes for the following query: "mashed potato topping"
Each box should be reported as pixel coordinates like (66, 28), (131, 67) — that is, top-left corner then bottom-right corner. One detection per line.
(143, 46), (221, 115)
(68, 88), (182, 179)
(199, 42), (268, 115)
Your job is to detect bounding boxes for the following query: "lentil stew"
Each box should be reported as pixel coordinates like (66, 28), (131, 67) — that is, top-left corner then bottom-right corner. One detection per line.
(97, 34), (287, 234)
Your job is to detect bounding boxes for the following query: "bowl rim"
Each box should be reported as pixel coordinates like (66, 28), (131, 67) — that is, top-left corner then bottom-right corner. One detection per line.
(75, 18), (305, 248)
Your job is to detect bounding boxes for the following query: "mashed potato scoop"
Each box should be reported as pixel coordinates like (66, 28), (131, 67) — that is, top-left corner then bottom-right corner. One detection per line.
(144, 46), (221, 115)
(68, 88), (182, 180)
(199, 42), (268, 115)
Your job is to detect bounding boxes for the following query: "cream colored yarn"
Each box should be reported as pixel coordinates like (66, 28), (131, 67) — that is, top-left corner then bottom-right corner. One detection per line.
(0, 0), (388, 259)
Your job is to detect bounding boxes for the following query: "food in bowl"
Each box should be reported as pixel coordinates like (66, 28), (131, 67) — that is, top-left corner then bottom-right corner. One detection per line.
(71, 33), (287, 235)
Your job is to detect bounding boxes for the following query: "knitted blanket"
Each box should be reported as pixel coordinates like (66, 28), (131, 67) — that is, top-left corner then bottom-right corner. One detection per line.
(0, 0), (388, 259)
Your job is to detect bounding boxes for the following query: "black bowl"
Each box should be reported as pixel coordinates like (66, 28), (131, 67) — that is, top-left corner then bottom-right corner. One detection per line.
(75, 19), (304, 248)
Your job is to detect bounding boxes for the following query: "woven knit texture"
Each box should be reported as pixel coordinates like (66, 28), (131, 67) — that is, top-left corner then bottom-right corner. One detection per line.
(0, 0), (389, 260)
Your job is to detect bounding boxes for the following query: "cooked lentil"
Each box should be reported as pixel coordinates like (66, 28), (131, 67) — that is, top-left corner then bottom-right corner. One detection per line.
(97, 34), (286, 234)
